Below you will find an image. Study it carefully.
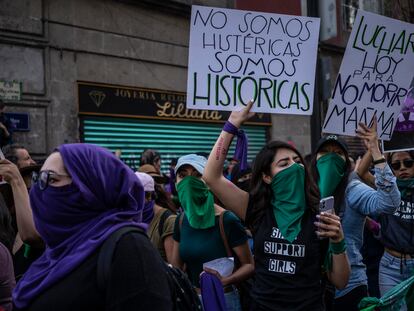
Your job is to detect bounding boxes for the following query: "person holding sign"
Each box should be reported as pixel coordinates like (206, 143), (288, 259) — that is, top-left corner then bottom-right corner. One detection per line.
(310, 119), (401, 311)
(203, 101), (350, 311)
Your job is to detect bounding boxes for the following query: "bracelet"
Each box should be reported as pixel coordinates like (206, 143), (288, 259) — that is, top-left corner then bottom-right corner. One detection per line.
(223, 121), (248, 170)
(223, 121), (240, 135)
(330, 239), (346, 254)
(373, 156), (386, 165)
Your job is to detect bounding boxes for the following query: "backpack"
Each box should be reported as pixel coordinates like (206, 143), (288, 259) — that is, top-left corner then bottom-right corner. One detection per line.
(97, 226), (202, 311)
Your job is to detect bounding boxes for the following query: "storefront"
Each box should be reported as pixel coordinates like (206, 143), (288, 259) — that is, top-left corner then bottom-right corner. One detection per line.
(78, 81), (271, 172)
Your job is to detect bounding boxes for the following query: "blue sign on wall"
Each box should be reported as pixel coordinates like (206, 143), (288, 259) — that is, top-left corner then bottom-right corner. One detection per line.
(5, 113), (30, 131)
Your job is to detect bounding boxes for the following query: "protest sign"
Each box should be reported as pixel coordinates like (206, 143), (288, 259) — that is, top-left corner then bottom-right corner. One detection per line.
(323, 10), (414, 140)
(186, 5), (320, 115)
(382, 86), (414, 152)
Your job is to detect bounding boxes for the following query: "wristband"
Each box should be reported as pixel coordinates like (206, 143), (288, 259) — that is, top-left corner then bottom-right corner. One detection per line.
(373, 156), (386, 165)
(223, 121), (249, 170)
(330, 239), (346, 254)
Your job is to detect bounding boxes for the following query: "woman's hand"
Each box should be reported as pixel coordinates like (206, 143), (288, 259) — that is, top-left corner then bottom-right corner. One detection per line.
(355, 116), (382, 160)
(228, 100), (256, 128)
(0, 159), (24, 186)
(202, 267), (230, 286)
(315, 212), (344, 243)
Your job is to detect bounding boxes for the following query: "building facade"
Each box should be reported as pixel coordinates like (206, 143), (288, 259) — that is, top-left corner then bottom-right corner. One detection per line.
(1, 0), (272, 169)
(1, 0), (393, 166)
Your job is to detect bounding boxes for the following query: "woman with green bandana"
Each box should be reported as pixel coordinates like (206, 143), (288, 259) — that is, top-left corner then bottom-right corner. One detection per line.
(310, 119), (401, 311)
(170, 154), (254, 311)
(203, 101), (350, 311)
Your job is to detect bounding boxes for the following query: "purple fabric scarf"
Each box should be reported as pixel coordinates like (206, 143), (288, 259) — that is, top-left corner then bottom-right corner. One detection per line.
(223, 121), (249, 170)
(142, 200), (155, 224)
(200, 272), (227, 311)
(13, 144), (146, 308)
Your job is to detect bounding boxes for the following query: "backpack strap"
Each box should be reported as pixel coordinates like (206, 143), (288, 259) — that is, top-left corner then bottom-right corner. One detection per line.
(219, 211), (232, 257)
(158, 209), (173, 238)
(97, 226), (146, 292)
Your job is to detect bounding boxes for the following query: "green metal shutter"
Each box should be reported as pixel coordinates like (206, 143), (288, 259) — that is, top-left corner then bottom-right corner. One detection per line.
(81, 117), (268, 173)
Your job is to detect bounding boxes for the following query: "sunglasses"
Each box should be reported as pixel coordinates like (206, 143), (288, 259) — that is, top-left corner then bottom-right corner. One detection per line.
(390, 159), (414, 171)
(32, 170), (71, 190)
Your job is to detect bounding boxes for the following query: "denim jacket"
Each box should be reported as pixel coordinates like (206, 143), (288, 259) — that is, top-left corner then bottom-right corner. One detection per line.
(335, 165), (401, 298)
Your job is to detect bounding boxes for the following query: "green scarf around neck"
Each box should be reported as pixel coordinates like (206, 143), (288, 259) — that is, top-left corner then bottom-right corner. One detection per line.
(176, 176), (215, 229)
(271, 163), (306, 243)
(397, 177), (414, 199)
(317, 153), (346, 198)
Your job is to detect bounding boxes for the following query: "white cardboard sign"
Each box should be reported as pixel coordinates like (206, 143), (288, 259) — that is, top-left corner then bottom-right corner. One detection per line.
(323, 10), (414, 140)
(186, 5), (320, 115)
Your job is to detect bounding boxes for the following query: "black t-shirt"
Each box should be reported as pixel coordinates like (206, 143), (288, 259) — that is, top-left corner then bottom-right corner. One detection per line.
(13, 245), (44, 282)
(246, 198), (324, 311)
(380, 193), (414, 254)
(14, 232), (172, 311)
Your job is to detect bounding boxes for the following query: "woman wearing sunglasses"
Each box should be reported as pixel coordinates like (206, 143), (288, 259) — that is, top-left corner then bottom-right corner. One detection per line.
(12, 144), (172, 311)
(378, 151), (414, 299)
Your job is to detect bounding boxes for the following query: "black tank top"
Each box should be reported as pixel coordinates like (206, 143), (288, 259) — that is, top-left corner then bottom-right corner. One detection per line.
(246, 201), (325, 311)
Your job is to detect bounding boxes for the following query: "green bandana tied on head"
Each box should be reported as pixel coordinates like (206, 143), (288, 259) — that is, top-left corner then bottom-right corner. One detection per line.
(317, 153), (346, 198)
(271, 163), (306, 243)
(397, 178), (414, 199)
(176, 176), (215, 229)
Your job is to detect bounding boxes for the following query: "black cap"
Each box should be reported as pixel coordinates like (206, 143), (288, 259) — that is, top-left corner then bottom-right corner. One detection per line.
(316, 135), (349, 154)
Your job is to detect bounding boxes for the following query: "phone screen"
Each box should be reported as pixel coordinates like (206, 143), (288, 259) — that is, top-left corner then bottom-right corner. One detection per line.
(0, 148), (4, 160)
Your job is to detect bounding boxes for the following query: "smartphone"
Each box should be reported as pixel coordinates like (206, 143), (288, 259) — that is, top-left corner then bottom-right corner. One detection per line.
(319, 196), (334, 214)
(318, 196), (335, 239)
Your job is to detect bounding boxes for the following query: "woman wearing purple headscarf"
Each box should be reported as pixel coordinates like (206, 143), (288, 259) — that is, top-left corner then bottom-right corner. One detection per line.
(13, 144), (172, 311)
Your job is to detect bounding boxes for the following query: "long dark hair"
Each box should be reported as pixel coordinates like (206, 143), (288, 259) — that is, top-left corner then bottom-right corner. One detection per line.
(0, 193), (15, 253)
(310, 142), (351, 215)
(249, 141), (319, 231)
(154, 184), (177, 213)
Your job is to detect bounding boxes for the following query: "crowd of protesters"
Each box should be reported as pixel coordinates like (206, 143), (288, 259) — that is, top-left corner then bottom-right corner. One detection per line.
(0, 100), (413, 311)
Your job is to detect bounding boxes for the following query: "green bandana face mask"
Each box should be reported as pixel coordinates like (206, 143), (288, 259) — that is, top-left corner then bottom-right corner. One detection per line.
(397, 177), (414, 199)
(176, 175), (215, 229)
(271, 163), (306, 243)
(317, 153), (346, 198)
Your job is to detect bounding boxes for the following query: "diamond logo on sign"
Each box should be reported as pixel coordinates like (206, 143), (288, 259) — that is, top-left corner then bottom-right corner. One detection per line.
(89, 91), (106, 108)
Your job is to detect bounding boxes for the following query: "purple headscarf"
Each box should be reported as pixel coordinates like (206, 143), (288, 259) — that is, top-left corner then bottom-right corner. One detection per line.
(13, 144), (146, 308)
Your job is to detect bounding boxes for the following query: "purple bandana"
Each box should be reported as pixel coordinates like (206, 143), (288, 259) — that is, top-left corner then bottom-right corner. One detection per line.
(13, 143), (146, 308)
(142, 200), (155, 224)
(223, 121), (249, 170)
(200, 272), (227, 311)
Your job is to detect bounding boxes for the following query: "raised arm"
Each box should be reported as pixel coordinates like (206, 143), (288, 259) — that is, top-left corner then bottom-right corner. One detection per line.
(349, 118), (400, 216)
(203, 101), (255, 221)
(355, 150), (376, 188)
